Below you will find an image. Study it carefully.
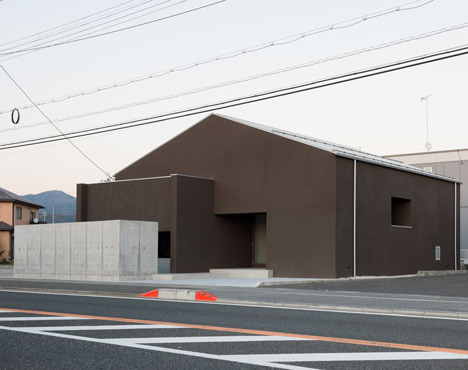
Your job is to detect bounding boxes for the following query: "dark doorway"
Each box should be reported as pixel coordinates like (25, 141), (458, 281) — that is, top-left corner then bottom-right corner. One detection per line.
(252, 213), (267, 267)
(158, 231), (170, 258)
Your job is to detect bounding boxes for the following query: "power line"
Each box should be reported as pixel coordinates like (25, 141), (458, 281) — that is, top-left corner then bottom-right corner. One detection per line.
(0, 0), (433, 112)
(0, 64), (112, 179)
(2, 44), (467, 151)
(3, 21), (466, 134)
(0, 0), (156, 50)
(0, 0), (226, 58)
(0, 0), (179, 55)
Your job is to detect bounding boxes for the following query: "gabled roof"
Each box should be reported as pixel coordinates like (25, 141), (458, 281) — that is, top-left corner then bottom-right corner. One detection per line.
(117, 113), (460, 184)
(0, 187), (44, 208)
(216, 114), (460, 184)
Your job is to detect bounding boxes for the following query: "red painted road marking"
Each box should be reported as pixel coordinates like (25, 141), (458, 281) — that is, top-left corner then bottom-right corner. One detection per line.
(195, 290), (218, 301)
(141, 289), (159, 298)
(140, 289), (218, 301)
(1, 307), (467, 355)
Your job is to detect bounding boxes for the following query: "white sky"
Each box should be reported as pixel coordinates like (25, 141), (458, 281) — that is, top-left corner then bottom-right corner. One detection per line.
(1, 0), (467, 196)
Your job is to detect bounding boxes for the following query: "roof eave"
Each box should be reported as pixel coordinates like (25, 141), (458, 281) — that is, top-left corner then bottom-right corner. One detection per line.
(334, 151), (461, 184)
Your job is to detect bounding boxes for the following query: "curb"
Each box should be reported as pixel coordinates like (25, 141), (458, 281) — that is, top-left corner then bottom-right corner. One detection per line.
(2, 285), (467, 319)
(417, 270), (468, 276)
(215, 299), (468, 319)
(141, 289), (218, 301)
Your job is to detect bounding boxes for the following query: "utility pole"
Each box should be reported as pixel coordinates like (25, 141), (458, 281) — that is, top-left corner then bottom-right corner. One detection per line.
(421, 94), (432, 151)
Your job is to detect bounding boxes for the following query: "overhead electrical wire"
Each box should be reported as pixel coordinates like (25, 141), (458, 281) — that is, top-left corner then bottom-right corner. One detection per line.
(1, 44), (467, 151)
(0, 0), (180, 56)
(0, 0), (434, 113)
(3, 21), (466, 134)
(0, 0), (159, 51)
(0, 64), (113, 179)
(0, 0), (226, 58)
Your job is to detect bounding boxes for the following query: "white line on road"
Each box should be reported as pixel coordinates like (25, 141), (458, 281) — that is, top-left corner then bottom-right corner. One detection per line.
(290, 291), (468, 305)
(16, 324), (184, 331)
(225, 351), (468, 362)
(0, 326), (318, 370)
(105, 335), (314, 345)
(3, 322), (468, 370)
(0, 316), (90, 321)
(2, 289), (468, 322)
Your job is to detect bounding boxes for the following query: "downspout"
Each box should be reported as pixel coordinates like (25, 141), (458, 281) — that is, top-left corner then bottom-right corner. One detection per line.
(353, 160), (357, 277)
(12, 202), (15, 261)
(455, 183), (458, 271)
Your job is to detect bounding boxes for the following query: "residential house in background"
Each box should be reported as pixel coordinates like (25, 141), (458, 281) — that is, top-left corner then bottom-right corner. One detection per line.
(0, 187), (44, 260)
(386, 149), (467, 266)
(77, 114), (461, 278)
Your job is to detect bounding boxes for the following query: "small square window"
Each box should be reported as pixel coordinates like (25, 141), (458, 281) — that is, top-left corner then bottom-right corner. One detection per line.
(15, 206), (22, 220)
(391, 197), (411, 227)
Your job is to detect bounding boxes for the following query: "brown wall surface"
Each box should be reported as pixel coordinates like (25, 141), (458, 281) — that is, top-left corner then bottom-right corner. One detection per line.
(10, 204), (39, 226)
(335, 157), (355, 278)
(0, 231), (11, 258)
(79, 114), (458, 278)
(355, 161), (459, 276)
(77, 177), (172, 230)
(0, 203), (13, 225)
(170, 176), (252, 273)
(115, 115), (338, 278)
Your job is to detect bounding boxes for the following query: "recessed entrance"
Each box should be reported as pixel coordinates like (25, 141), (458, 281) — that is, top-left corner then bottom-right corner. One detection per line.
(158, 231), (170, 258)
(253, 213), (267, 267)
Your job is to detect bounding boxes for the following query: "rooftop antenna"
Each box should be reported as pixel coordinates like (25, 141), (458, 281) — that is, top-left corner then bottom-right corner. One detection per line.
(421, 94), (432, 151)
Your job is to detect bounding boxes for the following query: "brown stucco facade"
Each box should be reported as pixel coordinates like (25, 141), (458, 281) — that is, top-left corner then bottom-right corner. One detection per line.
(77, 114), (460, 278)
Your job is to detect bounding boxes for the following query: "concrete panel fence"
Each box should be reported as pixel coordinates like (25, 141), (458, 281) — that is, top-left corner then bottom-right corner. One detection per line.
(14, 220), (158, 281)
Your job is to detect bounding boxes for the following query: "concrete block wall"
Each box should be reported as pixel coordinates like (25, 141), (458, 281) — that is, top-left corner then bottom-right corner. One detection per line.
(14, 220), (158, 281)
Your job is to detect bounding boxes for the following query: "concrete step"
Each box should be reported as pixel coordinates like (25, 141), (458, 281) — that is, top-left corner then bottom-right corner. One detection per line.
(151, 272), (230, 280)
(209, 268), (273, 278)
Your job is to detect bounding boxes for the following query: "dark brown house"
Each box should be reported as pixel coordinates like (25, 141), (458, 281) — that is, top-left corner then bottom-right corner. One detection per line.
(77, 114), (460, 278)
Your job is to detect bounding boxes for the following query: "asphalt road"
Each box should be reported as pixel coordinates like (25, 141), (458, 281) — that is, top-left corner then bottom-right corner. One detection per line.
(270, 274), (468, 297)
(2, 275), (468, 317)
(1, 290), (468, 369)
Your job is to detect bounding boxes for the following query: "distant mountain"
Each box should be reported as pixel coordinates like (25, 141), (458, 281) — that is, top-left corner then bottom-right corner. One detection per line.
(23, 190), (76, 224)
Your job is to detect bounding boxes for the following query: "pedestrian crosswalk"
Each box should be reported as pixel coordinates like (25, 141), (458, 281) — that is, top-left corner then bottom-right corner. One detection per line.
(1, 308), (468, 370)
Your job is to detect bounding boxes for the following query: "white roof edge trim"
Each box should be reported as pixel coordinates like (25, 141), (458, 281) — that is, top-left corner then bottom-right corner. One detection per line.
(385, 147), (468, 157)
(335, 151), (461, 184)
(215, 114), (459, 183)
(215, 113), (361, 153)
(85, 175), (172, 186)
(112, 113), (460, 184)
(170, 174), (214, 180)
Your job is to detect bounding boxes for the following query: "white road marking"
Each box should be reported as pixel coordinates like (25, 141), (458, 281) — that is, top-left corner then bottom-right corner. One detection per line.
(2, 290), (468, 322)
(15, 324), (184, 331)
(2, 321), (468, 370)
(224, 351), (468, 362)
(0, 326), (317, 370)
(104, 335), (314, 345)
(0, 316), (89, 321)
(291, 291), (468, 305)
